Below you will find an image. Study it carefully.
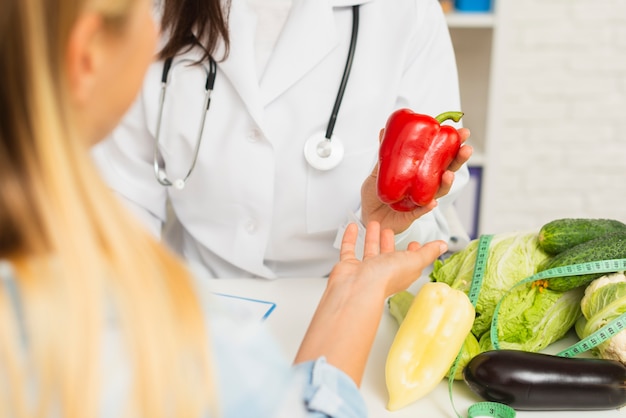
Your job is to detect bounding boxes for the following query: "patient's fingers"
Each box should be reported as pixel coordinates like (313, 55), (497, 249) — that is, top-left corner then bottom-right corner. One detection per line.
(339, 223), (359, 261)
(362, 221), (381, 259)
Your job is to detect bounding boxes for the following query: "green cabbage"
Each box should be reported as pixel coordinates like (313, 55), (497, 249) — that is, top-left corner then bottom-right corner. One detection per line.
(430, 231), (552, 337)
(576, 273), (626, 365)
(479, 284), (584, 352)
(449, 332), (481, 380)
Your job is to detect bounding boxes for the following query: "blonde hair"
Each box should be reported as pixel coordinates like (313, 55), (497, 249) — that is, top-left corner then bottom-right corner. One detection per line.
(0, 0), (217, 417)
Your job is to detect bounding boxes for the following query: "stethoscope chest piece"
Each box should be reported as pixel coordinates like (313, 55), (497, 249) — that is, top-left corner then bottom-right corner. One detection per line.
(304, 132), (345, 171)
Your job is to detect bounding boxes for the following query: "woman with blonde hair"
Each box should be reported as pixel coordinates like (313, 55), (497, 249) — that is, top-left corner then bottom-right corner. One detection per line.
(0, 0), (447, 417)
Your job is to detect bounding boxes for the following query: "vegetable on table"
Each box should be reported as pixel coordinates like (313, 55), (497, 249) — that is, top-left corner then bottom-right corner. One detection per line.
(387, 290), (481, 380)
(430, 231), (551, 338)
(376, 109), (463, 212)
(479, 284), (584, 353)
(450, 332), (481, 380)
(463, 349), (626, 410)
(576, 272), (626, 365)
(385, 282), (474, 411)
(538, 217), (626, 255)
(538, 231), (626, 291)
(387, 289), (414, 327)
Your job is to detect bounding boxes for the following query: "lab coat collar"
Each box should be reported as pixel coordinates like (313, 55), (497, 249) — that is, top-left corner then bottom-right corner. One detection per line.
(260, 0), (375, 106)
(259, 0), (337, 107)
(211, 0), (263, 125)
(211, 0), (375, 132)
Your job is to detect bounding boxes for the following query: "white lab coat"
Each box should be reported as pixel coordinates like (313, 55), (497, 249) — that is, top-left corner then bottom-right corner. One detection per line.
(92, 0), (469, 278)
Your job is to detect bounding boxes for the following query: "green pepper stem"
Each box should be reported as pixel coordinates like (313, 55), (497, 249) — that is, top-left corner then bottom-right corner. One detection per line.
(435, 111), (464, 124)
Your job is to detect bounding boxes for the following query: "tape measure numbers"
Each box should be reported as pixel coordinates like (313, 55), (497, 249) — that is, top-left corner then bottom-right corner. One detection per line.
(556, 312), (626, 357)
(448, 235), (516, 418)
(468, 234), (493, 306)
(490, 258), (626, 353)
(468, 402), (516, 418)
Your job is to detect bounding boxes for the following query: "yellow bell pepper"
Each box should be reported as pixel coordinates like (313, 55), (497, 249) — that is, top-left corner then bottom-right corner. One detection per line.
(385, 282), (475, 411)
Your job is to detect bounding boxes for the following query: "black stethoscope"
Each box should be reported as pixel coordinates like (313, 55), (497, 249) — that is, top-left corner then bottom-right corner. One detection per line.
(154, 6), (359, 189)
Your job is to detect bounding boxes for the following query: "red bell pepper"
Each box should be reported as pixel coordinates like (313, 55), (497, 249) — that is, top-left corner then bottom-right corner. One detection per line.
(376, 109), (464, 212)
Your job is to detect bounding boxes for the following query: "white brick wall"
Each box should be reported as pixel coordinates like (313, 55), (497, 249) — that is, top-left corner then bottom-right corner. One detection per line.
(479, 0), (626, 234)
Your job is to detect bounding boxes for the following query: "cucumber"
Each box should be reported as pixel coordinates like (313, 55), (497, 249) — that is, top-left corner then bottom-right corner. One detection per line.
(538, 218), (626, 255)
(539, 231), (626, 291)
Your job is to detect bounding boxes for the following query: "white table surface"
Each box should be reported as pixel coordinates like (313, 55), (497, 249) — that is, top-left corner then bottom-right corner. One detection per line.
(207, 276), (626, 418)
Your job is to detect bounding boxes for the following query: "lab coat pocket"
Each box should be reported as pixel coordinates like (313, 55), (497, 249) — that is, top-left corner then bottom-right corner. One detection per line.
(305, 145), (377, 234)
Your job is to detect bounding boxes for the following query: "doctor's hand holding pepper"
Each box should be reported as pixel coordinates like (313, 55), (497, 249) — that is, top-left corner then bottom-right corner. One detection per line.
(361, 111), (472, 237)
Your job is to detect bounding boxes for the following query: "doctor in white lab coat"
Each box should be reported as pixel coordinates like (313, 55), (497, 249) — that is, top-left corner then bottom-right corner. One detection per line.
(92, 0), (471, 279)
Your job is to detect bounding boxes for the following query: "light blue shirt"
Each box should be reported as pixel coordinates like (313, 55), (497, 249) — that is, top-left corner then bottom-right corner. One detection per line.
(0, 261), (367, 417)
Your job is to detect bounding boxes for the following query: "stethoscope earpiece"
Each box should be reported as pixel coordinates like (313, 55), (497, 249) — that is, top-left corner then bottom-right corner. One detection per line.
(303, 133), (345, 171)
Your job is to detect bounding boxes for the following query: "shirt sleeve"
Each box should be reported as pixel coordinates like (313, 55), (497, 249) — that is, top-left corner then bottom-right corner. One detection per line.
(191, 269), (367, 418)
(288, 358), (367, 418)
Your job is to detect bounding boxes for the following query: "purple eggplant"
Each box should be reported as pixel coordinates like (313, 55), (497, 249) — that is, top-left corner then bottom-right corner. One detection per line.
(463, 350), (626, 410)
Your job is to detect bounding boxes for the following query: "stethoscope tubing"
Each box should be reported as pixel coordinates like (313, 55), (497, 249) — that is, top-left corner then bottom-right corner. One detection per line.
(154, 56), (217, 188)
(325, 5), (359, 141)
(154, 5), (359, 187)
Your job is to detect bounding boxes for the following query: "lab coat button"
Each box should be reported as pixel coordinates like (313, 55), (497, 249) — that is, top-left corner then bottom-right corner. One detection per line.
(245, 219), (257, 233)
(247, 128), (262, 143)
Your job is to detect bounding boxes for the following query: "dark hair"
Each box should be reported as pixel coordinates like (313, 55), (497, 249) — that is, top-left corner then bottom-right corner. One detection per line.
(158, 0), (231, 61)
